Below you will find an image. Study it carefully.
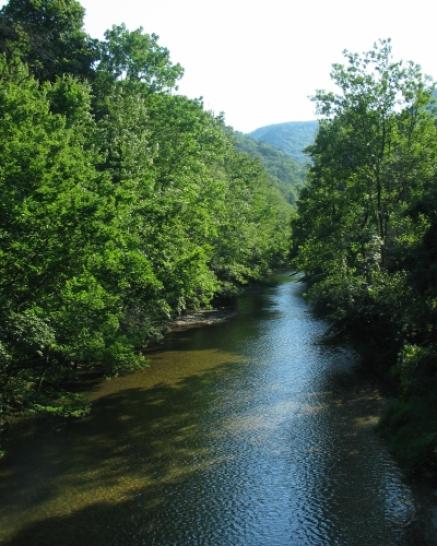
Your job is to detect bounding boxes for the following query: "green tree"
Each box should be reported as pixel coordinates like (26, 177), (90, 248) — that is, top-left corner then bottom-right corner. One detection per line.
(293, 40), (437, 471)
(295, 40), (436, 285)
(0, 0), (97, 81)
(96, 24), (183, 91)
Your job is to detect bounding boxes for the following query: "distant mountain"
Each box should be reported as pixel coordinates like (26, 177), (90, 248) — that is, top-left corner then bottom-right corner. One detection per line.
(249, 121), (318, 164)
(233, 132), (306, 204)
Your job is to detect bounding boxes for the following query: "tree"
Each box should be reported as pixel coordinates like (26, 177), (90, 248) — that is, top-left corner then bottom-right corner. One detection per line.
(295, 40), (436, 283)
(95, 24), (183, 93)
(293, 40), (437, 471)
(0, 0), (97, 81)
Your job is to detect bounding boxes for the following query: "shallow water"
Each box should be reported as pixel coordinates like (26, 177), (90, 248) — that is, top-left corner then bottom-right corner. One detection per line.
(0, 274), (431, 545)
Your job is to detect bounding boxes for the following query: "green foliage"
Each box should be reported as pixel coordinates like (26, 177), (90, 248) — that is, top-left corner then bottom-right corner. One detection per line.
(0, 0), (97, 81)
(250, 120), (318, 164)
(0, 0), (293, 434)
(212, 150), (292, 291)
(381, 395), (437, 471)
(233, 131), (307, 203)
(30, 391), (91, 418)
(293, 39), (437, 473)
(97, 24), (183, 91)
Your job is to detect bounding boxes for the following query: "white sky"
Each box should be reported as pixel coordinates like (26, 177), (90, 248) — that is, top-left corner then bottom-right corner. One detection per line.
(2, 0), (437, 132)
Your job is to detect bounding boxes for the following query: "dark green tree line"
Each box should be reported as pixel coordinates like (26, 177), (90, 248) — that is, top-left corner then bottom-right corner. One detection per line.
(293, 40), (437, 472)
(0, 0), (293, 438)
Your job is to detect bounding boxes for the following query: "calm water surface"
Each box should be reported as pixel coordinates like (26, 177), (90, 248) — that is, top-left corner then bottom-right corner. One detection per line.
(0, 274), (433, 545)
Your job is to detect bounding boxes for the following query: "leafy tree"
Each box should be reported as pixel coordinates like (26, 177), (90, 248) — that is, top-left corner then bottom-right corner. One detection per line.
(0, 57), (104, 415)
(96, 24), (183, 91)
(293, 40), (437, 471)
(213, 148), (291, 290)
(295, 40), (436, 282)
(0, 0), (97, 81)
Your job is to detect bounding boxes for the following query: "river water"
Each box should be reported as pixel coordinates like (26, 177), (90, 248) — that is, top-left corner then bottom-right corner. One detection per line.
(0, 273), (434, 545)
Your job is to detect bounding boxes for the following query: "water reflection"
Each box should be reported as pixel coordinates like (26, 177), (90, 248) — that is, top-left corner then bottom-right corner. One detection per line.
(0, 274), (429, 545)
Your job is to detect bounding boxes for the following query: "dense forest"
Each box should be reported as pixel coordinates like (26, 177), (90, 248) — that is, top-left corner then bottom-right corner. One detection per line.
(250, 121), (318, 164)
(293, 40), (437, 473)
(233, 132), (307, 203)
(0, 0), (293, 444)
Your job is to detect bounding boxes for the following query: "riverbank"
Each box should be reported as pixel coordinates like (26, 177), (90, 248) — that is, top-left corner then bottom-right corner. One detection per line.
(0, 302), (240, 459)
(165, 308), (237, 332)
(322, 317), (437, 483)
(297, 267), (436, 482)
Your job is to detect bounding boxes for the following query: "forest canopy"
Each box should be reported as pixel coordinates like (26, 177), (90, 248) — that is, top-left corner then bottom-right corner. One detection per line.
(0, 0), (293, 430)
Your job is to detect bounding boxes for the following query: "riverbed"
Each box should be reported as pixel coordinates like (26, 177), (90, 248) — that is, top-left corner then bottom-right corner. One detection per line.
(0, 273), (435, 545)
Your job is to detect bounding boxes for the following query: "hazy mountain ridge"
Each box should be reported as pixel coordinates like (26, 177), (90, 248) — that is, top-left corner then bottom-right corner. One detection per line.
(249, 120), (318, 164)
(233, 131), (306, 204)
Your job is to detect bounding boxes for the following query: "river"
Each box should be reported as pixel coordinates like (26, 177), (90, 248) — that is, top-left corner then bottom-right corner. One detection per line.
(0, 273), (435, 545)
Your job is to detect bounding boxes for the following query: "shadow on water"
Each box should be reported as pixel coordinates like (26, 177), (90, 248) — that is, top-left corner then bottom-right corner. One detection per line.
(1, 358), (249, 546)
(0, 371), (387, 546)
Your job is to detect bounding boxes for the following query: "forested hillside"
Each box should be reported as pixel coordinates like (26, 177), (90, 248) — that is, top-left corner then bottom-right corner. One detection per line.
(233, 132), (306, 203)
(0, 0), (293, 434)
(250, 120), (318, 164)
(293, 40), (437, 473)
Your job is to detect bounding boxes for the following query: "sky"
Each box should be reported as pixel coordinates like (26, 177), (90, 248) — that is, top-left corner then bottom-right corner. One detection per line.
(2, 0), (437, 132)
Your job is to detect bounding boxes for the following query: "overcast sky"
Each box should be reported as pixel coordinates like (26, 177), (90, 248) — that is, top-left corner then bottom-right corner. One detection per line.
(2, 0), (437, 132)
